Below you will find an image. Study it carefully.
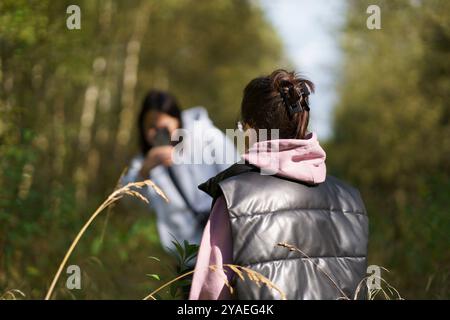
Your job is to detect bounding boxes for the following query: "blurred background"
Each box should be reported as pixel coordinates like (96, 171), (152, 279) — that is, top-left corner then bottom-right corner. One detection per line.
(0, 0), (449, 299)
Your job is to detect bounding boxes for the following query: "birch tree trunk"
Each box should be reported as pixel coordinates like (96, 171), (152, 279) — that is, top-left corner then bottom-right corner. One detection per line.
(115, 3), (152, 152)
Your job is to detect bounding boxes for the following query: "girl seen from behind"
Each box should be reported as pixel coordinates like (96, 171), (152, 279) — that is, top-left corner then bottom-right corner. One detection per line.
(190, 69), (369, 300)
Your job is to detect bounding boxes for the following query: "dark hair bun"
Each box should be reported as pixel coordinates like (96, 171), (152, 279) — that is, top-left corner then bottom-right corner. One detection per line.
(241, 69), (315, 139)
(272, 69), (313, 106)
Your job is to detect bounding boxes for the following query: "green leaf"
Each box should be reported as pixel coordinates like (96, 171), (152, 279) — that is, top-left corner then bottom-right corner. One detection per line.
(146, 274), (161, 281)
(148, 256), (161, 262)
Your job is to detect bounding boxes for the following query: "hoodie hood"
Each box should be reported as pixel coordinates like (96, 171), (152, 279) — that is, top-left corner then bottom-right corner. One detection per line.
(242, 132), (326, 184)
(181, 106), (213, 130)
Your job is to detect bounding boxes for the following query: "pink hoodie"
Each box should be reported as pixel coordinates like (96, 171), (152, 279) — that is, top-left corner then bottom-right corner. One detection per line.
(189, 133), (327, 300)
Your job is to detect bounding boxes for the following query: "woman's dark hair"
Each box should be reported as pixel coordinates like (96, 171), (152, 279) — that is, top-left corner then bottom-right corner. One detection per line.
(241, 69), (315, 139)
(138, 90), (182, 154)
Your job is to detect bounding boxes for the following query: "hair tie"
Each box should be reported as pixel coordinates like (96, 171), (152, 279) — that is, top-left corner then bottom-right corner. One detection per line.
(279, 82), (310, 117)
(299, 82), (311, 112)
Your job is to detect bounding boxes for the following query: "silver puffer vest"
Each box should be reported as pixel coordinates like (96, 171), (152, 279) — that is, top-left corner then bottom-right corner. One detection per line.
(199, 164), (369, 300)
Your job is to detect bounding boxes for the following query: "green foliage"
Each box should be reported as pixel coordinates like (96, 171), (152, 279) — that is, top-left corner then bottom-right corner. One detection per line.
(0, 0), (283, 299)
(328, 0), (450, 299)
(169, 239), (200, 274)
(146, 239), (199, 300)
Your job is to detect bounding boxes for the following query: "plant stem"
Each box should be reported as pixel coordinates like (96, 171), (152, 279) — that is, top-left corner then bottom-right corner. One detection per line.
(143, 270), (195, 300)
(44, 199), (112, 300)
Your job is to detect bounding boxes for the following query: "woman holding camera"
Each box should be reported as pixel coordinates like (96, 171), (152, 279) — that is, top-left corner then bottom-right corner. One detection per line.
(122, 90), (237, 252)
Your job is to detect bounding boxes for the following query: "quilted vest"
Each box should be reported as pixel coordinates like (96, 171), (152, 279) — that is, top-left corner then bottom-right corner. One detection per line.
(199, 164), (368, 300)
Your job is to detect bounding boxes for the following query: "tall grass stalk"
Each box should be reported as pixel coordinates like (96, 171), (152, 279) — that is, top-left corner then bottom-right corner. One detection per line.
(143, 264), (287, 300)
(0, 289), (26, 300)
(44, 179), (167, 300)
(277, 242), (349, 299)
(278, 242), (402, 300)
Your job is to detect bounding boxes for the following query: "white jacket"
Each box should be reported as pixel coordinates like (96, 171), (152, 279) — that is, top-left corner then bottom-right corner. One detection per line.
(121, 107), (238, 251)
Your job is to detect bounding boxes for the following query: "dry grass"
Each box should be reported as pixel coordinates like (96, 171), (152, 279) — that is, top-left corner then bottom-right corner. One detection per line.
(221, 264), (286, 299)
(44, 178), (168, 300)
(143, 242), (401, 301)
(0, 289), (26, 300)
(143, 270), (196, 300)
(277, 242), (403, 300)
(278, 242), (350, 299)
(143, 264), (287, 300)
(41, 170), (401, 300)
(353, 268), (403, 300)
